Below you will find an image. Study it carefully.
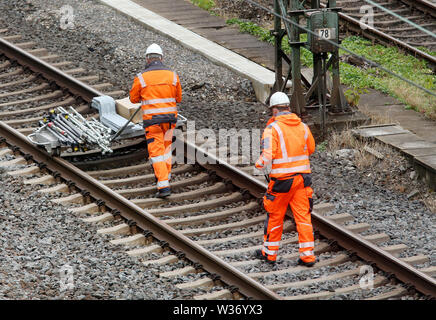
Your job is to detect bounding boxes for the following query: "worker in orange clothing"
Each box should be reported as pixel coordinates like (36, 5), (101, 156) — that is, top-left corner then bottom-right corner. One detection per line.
(254, 91), (316, 266)
(130, 43), (182, 198)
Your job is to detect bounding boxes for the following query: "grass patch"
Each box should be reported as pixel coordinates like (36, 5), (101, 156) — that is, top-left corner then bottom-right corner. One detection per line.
(226, 19), (436, 119)
(226, 18), (313, 66)
(190, 0), (216, 11)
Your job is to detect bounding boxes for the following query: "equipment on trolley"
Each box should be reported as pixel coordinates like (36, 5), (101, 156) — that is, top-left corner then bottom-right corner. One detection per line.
(27, 95), (186, 156)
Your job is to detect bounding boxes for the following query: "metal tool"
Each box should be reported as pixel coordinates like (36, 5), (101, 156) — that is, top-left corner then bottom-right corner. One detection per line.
(109, 105), (142, 143)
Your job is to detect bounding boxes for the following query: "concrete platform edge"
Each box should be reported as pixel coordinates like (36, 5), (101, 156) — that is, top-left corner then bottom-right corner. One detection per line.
(97, 0), (275, 103)
(353, 125), (436, 190)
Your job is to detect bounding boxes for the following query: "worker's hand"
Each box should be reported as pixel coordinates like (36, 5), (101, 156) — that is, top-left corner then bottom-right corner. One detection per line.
(252, 167), (264, 176)
(252, 163), (271, 176)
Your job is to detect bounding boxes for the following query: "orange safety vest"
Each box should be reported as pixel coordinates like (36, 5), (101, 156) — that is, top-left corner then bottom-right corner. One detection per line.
(255, 112), (315, 178)
(129, 61), (182, 128)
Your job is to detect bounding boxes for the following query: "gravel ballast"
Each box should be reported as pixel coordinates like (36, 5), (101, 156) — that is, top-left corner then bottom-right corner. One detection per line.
(0, 163), (191, 299)
(0, 0), (434, 300)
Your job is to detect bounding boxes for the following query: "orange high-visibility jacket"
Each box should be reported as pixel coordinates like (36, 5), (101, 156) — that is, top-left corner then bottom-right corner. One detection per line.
(130, 61), (182, 128)
(255, 112), (315, 178)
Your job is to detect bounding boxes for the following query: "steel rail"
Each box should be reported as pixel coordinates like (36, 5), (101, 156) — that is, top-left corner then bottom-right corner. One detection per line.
(186, 137), (436, 298)
(399, 0), (436, 19)
(0, 121), (281, 300)
(1, 24), (434, 299)
(319, 2), (436, 67)
(0, 38), (281, 299)
(0, 38), (103, 103)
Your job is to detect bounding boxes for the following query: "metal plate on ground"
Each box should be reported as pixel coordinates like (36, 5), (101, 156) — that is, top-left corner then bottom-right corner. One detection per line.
(352, 124), (410, 138)
(377, 133), (436, 150)
(402, 147), (436, 158)
(415, 155), (436, 169)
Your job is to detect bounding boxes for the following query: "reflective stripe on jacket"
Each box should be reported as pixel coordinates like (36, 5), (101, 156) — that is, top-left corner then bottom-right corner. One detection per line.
(129, 61), (182, 127)
(255, 112), (315, 178)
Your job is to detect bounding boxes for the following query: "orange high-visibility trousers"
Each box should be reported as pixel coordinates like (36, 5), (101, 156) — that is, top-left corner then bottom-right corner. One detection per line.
(145, 122), (176, 190)
(262, 173), (315, 263)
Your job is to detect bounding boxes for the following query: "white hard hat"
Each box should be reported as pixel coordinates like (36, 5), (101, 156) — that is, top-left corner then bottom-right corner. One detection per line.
(269, 92), (290, 108)
(146, 43), (163, 57)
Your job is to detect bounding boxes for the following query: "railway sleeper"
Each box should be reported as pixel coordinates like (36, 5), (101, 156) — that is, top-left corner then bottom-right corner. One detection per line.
(176, 277), (214, 290)
(147, 192), (245, 216)
(363, 232), (390, 244)
(0, 156), (27, 166)
(127, 244), (164, 257)
(110, 234), (146, 246)
(5, 164), (39, 176)
(81, 212), (114, 224)
(0, 82), (50, 99)
(212, 235), (300, 256)
(0, 67), (23, 79)
(181, 215), (265, 236)
(0, 75), (37, 90)
(88, 162), (153, 177)
(230, 241), (332, 267)
(313, 202), (335, 214)
(400, 254), (429, 266)
(0, 148), (13, 157)
(97, 222), (129, 236)
(39, 54), (60, 62)
(165, 202), (259, 227)
(23, 174), (56, 185)
(38, 183), (69, 194)
(51, 61), (74, 68)
(26, 48), (48, 56)
(248, 254), (350, 278)
(284, 275), (388, 300)
(267, 266), (362, 291)
(69, 203), (99, 214)
(0, 90), (63, 108)
(325, 213), (354, 224)
(365, 286), (409, 300)
(117, 172), (210, 197)
(193, 289), (234, 300)
(418, 266), (436, 277)
(0, 60), (11, 70)
(142, 254), (179, 266)
(345, 8), (409, 18)
(0, 96), (76, 118)
(382, 244), (408, 256)
(159, 266), (196, 278)
(51, 193), (85, 205)
(100, 164), (194, 187)
(342, 3), (403, 13)
(131, 182), (228, 208)
(4, 116), (44, 126)
(14, 41), (36, 49)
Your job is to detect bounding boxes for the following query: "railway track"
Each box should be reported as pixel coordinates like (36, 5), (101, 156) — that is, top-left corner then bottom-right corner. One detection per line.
(0, 29), (125, 137)
(1, 35), (435, 299)
(327, 0), (436, 67)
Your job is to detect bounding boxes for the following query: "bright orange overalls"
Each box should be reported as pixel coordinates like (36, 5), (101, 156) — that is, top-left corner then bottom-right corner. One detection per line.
(255, 112), (316, 263)
(130, 61), (182, 191)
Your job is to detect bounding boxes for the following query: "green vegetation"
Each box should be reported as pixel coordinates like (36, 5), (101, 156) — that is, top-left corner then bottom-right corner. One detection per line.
(344, 87), (368, 107)
(190, 0), (216, 11)
(226, 18), (436, 119)
(316, 140), (328, 152)
(226, 18), (313, 66)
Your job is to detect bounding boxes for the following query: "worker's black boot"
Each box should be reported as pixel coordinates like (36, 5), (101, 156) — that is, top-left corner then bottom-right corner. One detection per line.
(155, 187), (171, 198)
(254, 249), (276, 265)
(297, 258), (315, 267)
